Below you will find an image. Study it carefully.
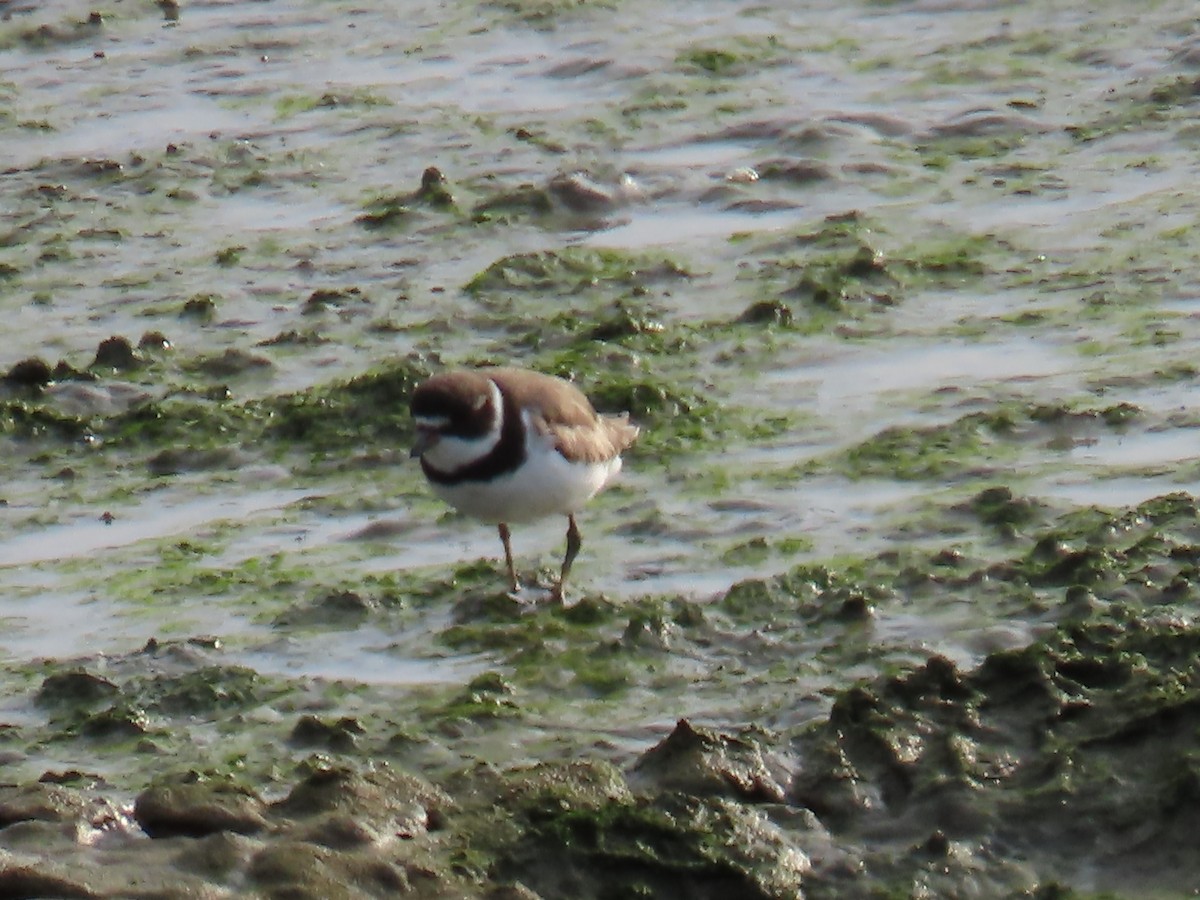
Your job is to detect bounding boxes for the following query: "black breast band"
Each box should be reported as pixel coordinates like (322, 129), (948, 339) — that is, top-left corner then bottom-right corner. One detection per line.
(420, 384), (527, 484)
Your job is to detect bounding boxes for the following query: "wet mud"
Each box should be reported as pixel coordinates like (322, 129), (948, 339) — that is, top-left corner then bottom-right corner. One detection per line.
(3, 0), (1200, 897)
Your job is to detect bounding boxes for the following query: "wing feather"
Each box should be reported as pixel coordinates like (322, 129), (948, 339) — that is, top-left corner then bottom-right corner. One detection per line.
(486, 368), (640, 464)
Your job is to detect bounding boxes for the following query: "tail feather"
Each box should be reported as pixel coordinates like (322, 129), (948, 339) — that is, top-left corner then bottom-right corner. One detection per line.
(604, 413), (640, 453)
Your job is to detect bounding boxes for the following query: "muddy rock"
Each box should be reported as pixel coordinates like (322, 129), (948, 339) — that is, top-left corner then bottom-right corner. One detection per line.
(790, 612), (1200, 896)
(302, 287), (368, 316)
(488, 771), (808, 900)
(0, 783), (99, 830)
(146, 445), (250, 476)
(35, 670), (120, 709)
(628, 719), (791, 803)
(2, 358), (54, 390)
(0, 854), (100, 900)
(289, 715), (366, 753)
(273, 590), (386, 628)
(247, 840), (412, 898)
(190, 347), (272, 378)
(271, 762), (450, 843)
(172, 830), (261, 880)
(90, 336), (140, 371)
(547, 170), (642, 214)
(414, 166), (454, 208)
(137, 330), (172, 351)
(181, 294), (218, 320)
(737, 298), (794, 326)
(755, 158), (836, 184)
(134, 774), (270, 838)
(45, 381), (152, 417)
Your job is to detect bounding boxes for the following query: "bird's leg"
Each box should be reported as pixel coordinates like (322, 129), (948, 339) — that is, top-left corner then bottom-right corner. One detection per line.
(551, 514), (582, 603)
(497, 523), (520, 594)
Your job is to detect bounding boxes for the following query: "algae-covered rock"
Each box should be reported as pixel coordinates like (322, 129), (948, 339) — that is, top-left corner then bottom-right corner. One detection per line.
(629, 719), (791, 803)
(271, 761), (450, 843)
(262, 358), (429, 451)
(790, 612), (1200, 896)
(465, 759), (808, 900)
(134, 773), (269, 838)
(3, 357), (55, 390)
(172, 830), (260, 880)
(189, 347), (273, 378)
(464, 247), (688, 296)
(289, 715), (366, 753)
(35, 670), (120, 709)
(0, 854), (100, 899)
(90, 336), (140, 371)
(495, 791), (808, 900)
(0, 783), (99, 829)
(78, 702), (152, 740)
(141, 664), (266, 716)
(247, 840), (412, 899)
(273, 590), (389, 629)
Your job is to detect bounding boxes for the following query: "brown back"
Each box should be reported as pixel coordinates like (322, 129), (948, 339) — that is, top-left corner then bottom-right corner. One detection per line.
(486, 367), (640, 464)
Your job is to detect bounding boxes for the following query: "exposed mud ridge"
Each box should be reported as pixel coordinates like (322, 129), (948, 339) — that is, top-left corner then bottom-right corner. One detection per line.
(0, 494), (1198, 896)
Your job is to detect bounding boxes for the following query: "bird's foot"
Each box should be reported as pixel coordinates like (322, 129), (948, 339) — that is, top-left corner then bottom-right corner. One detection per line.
(505, 583), (545, 614)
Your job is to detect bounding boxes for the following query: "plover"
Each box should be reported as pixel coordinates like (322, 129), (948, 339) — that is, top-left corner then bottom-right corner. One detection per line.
(410, 366), (639, 601)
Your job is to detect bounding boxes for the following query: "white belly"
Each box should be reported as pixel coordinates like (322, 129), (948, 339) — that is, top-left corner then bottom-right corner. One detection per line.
(431, 442), (622, 524)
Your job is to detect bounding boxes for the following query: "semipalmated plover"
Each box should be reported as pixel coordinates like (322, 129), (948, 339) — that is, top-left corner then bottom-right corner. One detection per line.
(410, 367), (639, 601)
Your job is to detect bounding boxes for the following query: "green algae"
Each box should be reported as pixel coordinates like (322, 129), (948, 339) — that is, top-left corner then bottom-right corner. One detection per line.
(98, 546), (322, 623)
(3, 2), (1200, 897)
(462, 758), (804, 900)
(357, 171), (457, 230)
(793, 605), (1200, 896)
(961, 485), (1047, 537)
(677, 47), (743, 76)
(433, 675), (520, 723)
(836, 410), (1018, 481)
(737, 217), (997, 330)
(439, 594), (705, 701)
(465, 247), (689, 297)
(274, 89), (391, 120)
(783, 245), (899, 312)
(261, 358), (430, 453)
(488, 0), (614, 24)
(14, 491), (1200, 896)
(34, 356), (432, 465)
(470, 182), (555, 221)
(0, 399), (92, 441)
(578, 372), (708, 425)
(820, 401), (1149, 482)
